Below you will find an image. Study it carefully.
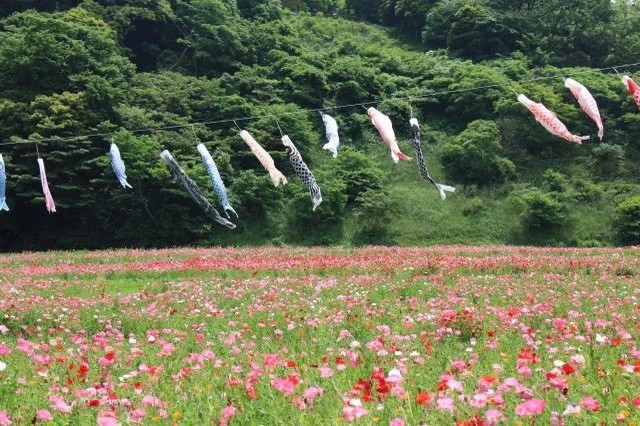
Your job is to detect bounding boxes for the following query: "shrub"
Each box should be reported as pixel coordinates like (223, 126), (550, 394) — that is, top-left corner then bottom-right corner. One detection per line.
(510, 188), (571, 242)
(352, 188), (395, 245)
(462, 197), (485, 216)
(441, 120), (515, 186)
(334, 147), (386, 203)
(541, 169), (568, 193)
(615, 196), (640, 245)
(591, 143), (625, 179)
(285, 176), (347, 244)
(521, 190), (568, 235)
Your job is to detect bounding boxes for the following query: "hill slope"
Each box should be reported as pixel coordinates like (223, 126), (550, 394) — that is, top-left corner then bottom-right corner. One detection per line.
(0, 3), (639, 249)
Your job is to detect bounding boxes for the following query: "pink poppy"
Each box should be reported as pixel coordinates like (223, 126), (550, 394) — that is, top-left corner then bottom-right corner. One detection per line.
(515, 399), (545, 417)
(128, 409), (146, 424)
(485, 409), (503, 425)
(222, 405), (236, 420)
(36, 410), (53, 422)
(50, 396), (72, 414)
(318, 365), (333, 378)
(303, 387), (323, 404)
(270, 378), (296, 395)
(97, 410), (119, 426)
(342, 406), (368, 422)
(436, 397), (455, 413)
(580, 396), (600, 411)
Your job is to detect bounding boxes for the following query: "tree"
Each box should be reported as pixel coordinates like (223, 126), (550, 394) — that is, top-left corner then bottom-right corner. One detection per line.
(541, 169), (569, 194)
(370, 0), (436, 40)
(446, 4), (520, 61)
(344, 0), (382, 22)
(433, 62), (511, 122)
(591, 143), (626, 179)
(615, 196), (640, 245)
(228, 169), (286, 239)
(440, 120), (515, 186)
(333, 148), (386, 203)
(0, 8), (134, 101)
(285, 174), (347, 245)
(608, 1), (640, 65)
(0, 0), (81, 17)
(237, 0), (282, 21)
(422, 0), (467, 49)
(509, 187), (571, 243)
(352, 188), (395, 245)
(486, 0), (615, 66)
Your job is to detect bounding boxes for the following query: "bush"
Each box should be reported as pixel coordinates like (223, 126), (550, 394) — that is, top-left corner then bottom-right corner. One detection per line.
(591, 143), (625, 179)
(441, 120), (515, 186)
(285, 175), (347, 244)
(570, 179), (602, 202)
(462, 197), (485, 216)
(615, 196), (640, 245)
(510, 188), (570, 242)
(522, 191), (568, 235)
(334, 147), (386, 203)
(351, 188), (395, 245)
(541, 169), (568, 193)
(576, 239), (605, 248)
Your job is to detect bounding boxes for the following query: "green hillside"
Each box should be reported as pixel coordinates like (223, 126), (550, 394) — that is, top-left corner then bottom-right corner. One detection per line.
(1, 1), (640, 249)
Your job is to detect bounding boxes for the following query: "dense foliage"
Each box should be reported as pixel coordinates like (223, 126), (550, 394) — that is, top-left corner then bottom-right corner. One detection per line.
(1, 0), (640, 249)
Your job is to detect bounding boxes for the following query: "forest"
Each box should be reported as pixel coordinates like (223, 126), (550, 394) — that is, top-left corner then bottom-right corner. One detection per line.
(1, 0), (640, 250)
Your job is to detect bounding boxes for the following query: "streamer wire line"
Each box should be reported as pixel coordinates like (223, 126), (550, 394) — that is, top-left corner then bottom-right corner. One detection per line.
(1, 60), (640, 148)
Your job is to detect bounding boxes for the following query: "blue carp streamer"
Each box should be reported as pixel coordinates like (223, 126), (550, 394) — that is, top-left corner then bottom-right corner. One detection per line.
(197, 143), (238, 219)
(109, 143), (133, 189)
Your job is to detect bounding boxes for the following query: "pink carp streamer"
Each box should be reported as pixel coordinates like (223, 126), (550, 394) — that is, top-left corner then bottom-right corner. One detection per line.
(240, 130), (288, 187)
(564, 78), (604, 140)
(37, 158), (56, 213)
(367, 107), (411, 163)
(517, 94), (590, 144)
(622, 75), (640, 110)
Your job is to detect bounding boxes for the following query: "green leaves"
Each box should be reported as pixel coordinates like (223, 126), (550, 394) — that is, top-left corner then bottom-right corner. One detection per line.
(507, 183), (573, 244)
(0, 8), (133, 99)
(29, 92), (87, 134)
(441, 120), (515, 186)
(352, 188), (395, 245)
(333, 147), (386, 203)
(615, 196), (640, 245)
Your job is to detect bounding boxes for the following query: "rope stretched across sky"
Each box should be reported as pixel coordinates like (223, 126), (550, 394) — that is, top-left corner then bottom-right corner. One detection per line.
(1, 60), (639, 148)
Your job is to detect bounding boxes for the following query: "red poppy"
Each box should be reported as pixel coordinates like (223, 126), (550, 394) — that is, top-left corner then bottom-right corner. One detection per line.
(481, 374), (497, 383)
(246, 387), (259, 400)
(77, 364), (89, 379)
(416, 391), (431, 406)
(456, 414), (484, 426)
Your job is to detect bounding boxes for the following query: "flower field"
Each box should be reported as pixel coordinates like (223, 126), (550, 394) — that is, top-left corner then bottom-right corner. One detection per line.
(1, 246), (640, 425)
